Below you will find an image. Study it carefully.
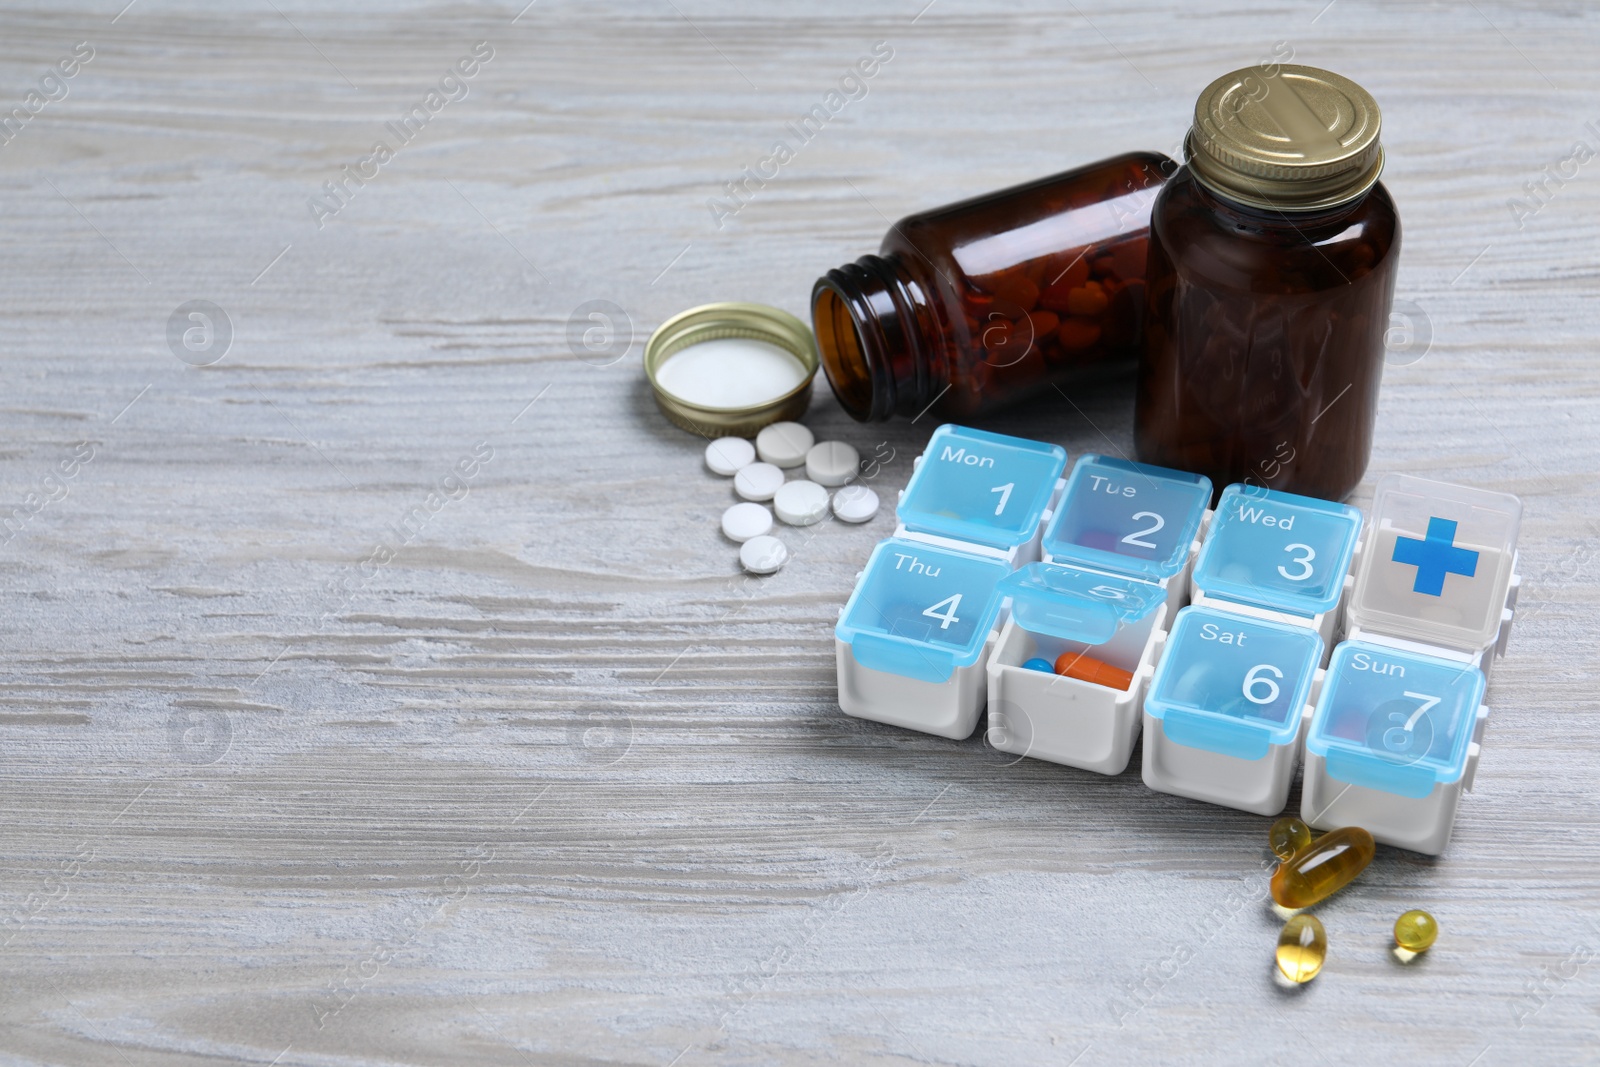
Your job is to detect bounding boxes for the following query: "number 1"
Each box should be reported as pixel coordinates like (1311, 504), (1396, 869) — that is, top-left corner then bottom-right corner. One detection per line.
(990, 483), (1013, 516)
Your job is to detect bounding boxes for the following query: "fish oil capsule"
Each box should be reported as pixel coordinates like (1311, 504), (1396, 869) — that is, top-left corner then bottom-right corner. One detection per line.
(1269, 817), (1313, 861)
(1394, 909), (1438, 952)
(1270, 826), (1375, 909)
(1276, 913), (1327, 984)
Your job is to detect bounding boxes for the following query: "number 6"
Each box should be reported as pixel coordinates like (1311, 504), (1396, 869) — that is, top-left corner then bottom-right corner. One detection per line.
(1243, 663), (1282, 705)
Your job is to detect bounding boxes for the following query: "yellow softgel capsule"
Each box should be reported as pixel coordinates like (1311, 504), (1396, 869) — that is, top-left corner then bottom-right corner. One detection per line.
(1270, 826), (1375, 909)
(1394, 909), (1438, 952)
(1276, 913), (1327, 984)
(1269, 817), (1312, 861)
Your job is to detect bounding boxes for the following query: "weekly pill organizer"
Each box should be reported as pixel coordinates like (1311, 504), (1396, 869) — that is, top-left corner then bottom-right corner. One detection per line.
(834, 425), (1523, 855)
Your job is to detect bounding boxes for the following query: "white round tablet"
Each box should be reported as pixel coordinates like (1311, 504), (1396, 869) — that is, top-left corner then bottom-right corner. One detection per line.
(805, 440), (859, 487)
(773, 480), (831, 526)
(705, 437), (755, 476)
(721, 502), (773, 543)
(739, 535), (788, 575)
(733, 462), (785, 502)
(755, 421), (814, 468)
(832, 485), (880, 524)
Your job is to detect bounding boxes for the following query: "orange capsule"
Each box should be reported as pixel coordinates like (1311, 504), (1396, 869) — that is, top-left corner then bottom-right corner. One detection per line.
(1024, 309), (1060, 345)
(1065, 280), (1110, 316)
(986, 272), (1040, 310)
(1270, 826), (1375, 909)
(1056, 318), (1103, 351)
(1053, 651), (1134, 691)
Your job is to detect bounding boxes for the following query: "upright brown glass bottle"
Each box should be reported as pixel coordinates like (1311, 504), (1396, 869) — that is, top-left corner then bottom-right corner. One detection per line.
(1136, 65), (1400, 501)
(813, 152), (1172, 422)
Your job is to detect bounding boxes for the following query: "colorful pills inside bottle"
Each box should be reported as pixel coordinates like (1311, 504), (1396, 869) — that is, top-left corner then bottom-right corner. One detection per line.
(1269, 817), (1313, 862)
(1394, 909), (1439, 953)
(1269, 826), (1375, 909)
(1276, 913), (1327, 984)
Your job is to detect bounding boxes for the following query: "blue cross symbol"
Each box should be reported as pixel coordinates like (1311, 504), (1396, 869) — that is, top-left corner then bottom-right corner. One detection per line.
(1392, 517), (1479, 596)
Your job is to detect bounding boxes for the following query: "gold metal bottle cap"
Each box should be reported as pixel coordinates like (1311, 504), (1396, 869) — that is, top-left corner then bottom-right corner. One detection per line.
(1189, 64), (1384, 211)
(644, 302), (819, 438)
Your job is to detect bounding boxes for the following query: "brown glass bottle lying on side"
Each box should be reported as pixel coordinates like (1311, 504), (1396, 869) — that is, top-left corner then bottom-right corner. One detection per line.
(812, 152), (1172, 423)
(1136, 65), (1401, 501)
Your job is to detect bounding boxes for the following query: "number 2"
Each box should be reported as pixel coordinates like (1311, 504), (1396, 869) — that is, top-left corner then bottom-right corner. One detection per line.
(1121, 511), (1165, 549)
(990, 483), (1013, 516)
(922, 594), (962, 630)
(1277, 542), (1316, 581)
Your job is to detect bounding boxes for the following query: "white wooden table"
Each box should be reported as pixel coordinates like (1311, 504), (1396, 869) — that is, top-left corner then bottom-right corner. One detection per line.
(3, 2), (1598, 1063)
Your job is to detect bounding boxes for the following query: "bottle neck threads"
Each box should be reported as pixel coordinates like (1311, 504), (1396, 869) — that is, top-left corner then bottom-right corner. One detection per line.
(811, 253), (939, 422)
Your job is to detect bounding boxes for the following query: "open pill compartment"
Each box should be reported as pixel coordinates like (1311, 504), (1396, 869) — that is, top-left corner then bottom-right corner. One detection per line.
(1302, 640), (1488, 855)
(835, 536), (1013, 739)
(1345, 474), (1522, 669)
(1142, 605), (1324, 816)
(1040, 455), (1211, 614)
(986, 562), (1168, 775)
(1190, 485), (1363, 654)
(895, 424), (1067, 564)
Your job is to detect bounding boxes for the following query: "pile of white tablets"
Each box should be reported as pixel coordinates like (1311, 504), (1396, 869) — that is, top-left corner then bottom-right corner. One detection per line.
(705, 421), (881, 575)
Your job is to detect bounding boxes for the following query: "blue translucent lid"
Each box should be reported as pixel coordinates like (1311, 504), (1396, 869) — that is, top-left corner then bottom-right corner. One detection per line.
(836, 537), (1012, 684)
(1307, 641), (1486, 798)
(997, 562), (1166, 644)
(1145, 606), (1324, 760)
(1194, 485), (1363, 617)
(896, 425), (1066, 551)
(1041, 455), (1212, 583)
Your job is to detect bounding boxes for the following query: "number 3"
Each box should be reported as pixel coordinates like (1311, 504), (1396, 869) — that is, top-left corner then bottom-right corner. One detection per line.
(1277, 542), (1315, 581)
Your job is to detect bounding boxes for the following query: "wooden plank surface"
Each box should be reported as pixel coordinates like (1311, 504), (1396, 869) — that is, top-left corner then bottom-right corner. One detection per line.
(2, 1), (1598, 1063)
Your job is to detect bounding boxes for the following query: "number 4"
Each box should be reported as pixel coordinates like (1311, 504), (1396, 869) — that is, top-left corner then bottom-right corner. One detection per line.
(922, 594), (962, 630)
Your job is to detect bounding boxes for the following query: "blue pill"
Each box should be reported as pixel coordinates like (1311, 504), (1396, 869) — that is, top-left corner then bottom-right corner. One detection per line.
(1023, 658), (1054, 673)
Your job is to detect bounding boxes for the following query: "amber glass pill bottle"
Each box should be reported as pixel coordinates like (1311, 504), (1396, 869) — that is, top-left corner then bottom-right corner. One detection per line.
(812, 152), (1172, 422)
(1136, 66), (1400, 501)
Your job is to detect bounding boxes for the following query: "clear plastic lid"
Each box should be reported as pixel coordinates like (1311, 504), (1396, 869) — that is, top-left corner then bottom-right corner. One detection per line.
(836, 537), (1012, 684)
(1193, 485), (1363, 617)
(1145, 606), (1324, 760)
(997, 562), (1166, 646)
(1041, 455), (1212, 583)
(1348, 474), (1522, 651)
(896, 424), (1066, 551)
(1307, 640), (1486, 798)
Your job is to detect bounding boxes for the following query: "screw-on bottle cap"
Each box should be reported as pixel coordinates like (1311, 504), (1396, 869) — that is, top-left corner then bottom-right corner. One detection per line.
(1189, 64), (1384, 211)
(645, 303), (819, 438)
